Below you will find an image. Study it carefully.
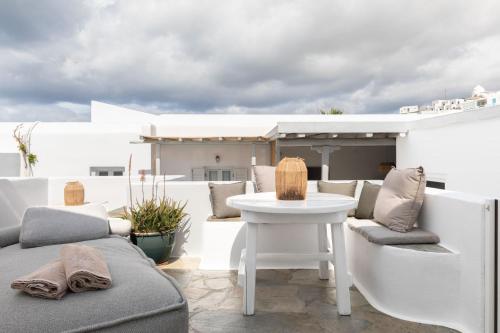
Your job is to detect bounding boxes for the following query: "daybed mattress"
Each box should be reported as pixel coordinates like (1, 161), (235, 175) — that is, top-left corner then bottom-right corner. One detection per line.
(0, 236), (188, 332)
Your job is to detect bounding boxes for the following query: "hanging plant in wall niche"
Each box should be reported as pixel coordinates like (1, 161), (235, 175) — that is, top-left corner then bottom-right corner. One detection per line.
(13, 122), (39, 177)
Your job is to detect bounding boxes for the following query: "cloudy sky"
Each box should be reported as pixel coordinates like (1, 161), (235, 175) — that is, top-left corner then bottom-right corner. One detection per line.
(1, 0), (500, 121)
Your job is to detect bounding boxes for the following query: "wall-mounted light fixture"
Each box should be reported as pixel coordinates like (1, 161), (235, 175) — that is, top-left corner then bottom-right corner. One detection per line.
(215, 155), (221, 163)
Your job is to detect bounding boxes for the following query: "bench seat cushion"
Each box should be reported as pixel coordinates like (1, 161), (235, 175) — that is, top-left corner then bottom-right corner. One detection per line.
(0, 236), (188, 332)
(347, 218), (440, 245)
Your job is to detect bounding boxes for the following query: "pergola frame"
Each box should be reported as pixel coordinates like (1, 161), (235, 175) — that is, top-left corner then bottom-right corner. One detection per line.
(133, 125), (406, 180)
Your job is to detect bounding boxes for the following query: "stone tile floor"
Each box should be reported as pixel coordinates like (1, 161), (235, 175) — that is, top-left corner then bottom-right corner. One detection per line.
(162, 266), (458, 333)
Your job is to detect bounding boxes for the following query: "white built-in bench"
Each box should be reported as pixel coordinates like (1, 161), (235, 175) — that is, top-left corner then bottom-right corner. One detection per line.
(120, 180), (496, 332)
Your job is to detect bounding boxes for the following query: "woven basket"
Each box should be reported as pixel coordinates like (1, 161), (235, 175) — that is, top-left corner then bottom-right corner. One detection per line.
(275, 157), (308, 200)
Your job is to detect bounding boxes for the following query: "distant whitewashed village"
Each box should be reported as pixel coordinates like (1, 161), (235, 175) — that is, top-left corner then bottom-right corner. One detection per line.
(400, 85), (499, 114)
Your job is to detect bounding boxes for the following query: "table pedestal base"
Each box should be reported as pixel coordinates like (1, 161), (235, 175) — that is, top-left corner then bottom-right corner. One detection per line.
(239, 222), (351, 316)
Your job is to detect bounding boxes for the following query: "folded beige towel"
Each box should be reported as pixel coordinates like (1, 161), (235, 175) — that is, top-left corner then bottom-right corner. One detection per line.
(60, 244), (112, 292)
(11, 260), (67, 300)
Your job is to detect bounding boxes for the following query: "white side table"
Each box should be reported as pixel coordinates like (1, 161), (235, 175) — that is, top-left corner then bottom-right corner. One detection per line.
(227, 192), (356, 316)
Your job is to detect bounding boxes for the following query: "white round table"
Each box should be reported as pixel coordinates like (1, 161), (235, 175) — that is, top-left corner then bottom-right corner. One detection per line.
(227, 192), (356, 316)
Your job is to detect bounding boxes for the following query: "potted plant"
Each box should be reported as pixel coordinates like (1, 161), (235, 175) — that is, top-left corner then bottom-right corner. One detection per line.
(124, 155), (188, 264)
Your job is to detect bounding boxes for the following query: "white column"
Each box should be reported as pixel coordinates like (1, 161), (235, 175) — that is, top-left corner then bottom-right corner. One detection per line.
(312, 146), (340, 181)
(251, 143), (256, 181)
(155, 144), (161, 175)
(321, 147), (330, 181)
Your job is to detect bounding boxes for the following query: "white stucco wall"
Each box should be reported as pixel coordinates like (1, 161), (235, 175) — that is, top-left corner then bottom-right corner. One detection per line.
(397, 107), (500, 198)
(160, 143), (271, 180)
(0, 123), (150, 177)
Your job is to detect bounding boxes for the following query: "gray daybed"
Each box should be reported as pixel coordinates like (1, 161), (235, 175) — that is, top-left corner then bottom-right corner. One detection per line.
(0, 179), (188, 333)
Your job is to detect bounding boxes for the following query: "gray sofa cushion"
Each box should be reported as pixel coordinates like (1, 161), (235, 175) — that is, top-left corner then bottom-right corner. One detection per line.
(253, 166), (276, 192)
(374, 167), (426, 232)
(0, 179), (28, 229)
(20, 207), (110, 249)
(0, 237), (188, 332)
(0, 225), (21, 248)
(348, 219), (439, 245)
(355, 181), (381, 219)
(208, 182), (245, 218)
(318, 180), (357, 216)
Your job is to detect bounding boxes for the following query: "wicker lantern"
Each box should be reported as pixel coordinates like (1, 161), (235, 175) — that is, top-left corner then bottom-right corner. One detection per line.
(275, 157), (308, 200)
(64, 181), (85, 206)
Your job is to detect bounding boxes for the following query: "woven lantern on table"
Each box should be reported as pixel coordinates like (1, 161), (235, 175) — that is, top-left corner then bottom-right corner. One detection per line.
(275, 157), (308, 200)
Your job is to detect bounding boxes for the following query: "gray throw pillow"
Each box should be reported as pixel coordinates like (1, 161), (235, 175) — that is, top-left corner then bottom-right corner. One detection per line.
(355, 181), (381, 219)
(317, 180), (357, 216)
(20, 207), (110, 249)
(373, 167), (426, 233)
(253, 166), (276, 192)
(0, 225), (21, 247)
(208, 182), (246, 219)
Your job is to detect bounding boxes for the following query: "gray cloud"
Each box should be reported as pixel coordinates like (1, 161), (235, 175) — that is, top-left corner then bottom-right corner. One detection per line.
(1, 0), (500, 121)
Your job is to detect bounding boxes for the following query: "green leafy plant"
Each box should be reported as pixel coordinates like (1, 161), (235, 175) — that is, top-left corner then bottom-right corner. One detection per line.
(126, 197), (187, 234)
(319, 107), (343, 115)
(124, 154), (188, 235)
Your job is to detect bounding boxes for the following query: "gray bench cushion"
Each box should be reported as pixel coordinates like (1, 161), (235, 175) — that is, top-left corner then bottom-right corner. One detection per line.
(348, 219), (440, 245)
(0, 237), (188, 332)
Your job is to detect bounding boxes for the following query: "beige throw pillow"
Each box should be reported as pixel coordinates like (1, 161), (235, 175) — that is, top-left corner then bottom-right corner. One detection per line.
(253, 166), (276, 192)
(317, 180), (357, 216)
(208, 182), (246, 219)
(355, 181), (381, 220)
(373, 167), (426, 232)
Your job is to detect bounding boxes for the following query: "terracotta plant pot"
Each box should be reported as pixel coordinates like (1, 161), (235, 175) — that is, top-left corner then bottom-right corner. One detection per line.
(275, 157), (308, 200)
(64, 181), (85, 206)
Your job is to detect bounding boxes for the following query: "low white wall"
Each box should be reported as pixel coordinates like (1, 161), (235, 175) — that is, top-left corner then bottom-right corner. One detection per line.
(129, 180), (371, 268)
(46, 175), (181, 211)
(48, 176), (133, 210)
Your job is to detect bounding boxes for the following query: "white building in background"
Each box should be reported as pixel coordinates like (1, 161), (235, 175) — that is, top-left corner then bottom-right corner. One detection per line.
(400, 85), (500, 114)
(431, 98), (465, 112)
(399, 105), (419, 114)
(463, 85), (500, 111)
